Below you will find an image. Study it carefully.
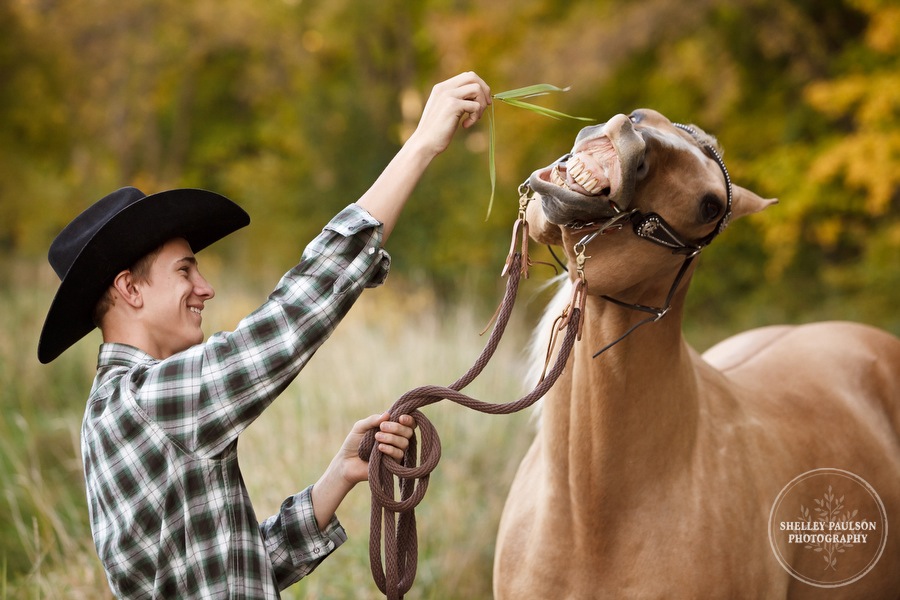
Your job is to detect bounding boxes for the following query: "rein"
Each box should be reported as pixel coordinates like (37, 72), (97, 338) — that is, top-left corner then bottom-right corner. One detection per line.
(358, 198), (586, 600)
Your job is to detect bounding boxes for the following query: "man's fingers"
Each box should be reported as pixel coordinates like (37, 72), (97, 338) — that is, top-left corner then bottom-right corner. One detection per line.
(354, 413), (387, 434)
(380, 416), (415, 438)
(369, 413), (417, 459)
(396, 414), (417, 429)
(376, 431), (409, 450)
(378, 443), (405, 461)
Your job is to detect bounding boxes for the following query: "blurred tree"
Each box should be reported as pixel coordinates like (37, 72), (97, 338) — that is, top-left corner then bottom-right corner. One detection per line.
(741, 0), (899, 331)
(0, 0), (896, 332)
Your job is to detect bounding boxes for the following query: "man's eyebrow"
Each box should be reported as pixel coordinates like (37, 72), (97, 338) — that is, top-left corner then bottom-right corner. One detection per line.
(175, 256), (198, 266)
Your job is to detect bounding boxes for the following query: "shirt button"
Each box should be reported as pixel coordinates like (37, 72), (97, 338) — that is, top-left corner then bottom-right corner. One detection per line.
(314, 547), (320, 554)
(368, 247), (376, 255)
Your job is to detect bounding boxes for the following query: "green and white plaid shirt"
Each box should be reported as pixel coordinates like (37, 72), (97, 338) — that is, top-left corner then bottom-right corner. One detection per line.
(82, 204), (390, 598)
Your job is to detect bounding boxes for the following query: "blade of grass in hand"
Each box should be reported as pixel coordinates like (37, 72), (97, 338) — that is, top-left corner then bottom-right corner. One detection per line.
(487, 102), (497, 220)
(495, 97), (594, 122)
(486, 85), (594, 220)
(493, 84), (572, 100)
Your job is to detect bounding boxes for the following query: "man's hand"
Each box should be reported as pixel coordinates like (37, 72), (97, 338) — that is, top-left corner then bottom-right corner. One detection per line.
(339, 412), (417, 484)
(409, 71), (492, 157)
(311, 412), (417, 531)
(355, 71), (491, 243)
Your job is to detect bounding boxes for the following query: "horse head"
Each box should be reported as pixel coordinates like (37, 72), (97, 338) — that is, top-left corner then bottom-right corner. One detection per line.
(525, 109), (776, 299)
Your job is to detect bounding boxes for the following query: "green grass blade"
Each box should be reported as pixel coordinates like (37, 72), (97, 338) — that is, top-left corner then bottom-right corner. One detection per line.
(487, 103), (496, 221)
(495, 97), (594, 122)
(485, 84), (594, 219)
(493, 83), (572, 100)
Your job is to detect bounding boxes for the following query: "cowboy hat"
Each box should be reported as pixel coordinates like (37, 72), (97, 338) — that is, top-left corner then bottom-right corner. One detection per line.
(38, 186), (250, 363)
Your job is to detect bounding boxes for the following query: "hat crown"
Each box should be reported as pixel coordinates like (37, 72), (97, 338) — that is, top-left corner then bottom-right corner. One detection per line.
(48, 187), (146, 280)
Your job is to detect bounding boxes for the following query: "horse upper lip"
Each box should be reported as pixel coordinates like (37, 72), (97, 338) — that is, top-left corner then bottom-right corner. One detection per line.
(528, 114), (645, 225)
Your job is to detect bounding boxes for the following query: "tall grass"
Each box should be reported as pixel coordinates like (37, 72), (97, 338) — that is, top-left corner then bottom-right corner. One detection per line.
(0, 260), (114, 599)
(1, 258), (538, 599)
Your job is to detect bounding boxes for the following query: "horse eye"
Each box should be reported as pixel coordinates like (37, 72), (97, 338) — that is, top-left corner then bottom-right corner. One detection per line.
(700, 194), (722, 223)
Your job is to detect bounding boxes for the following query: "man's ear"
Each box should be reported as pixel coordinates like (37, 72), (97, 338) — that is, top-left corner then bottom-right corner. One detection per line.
(111, 270), (143, 309)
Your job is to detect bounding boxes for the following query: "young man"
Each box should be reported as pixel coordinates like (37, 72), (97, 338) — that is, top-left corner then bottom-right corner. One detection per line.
(38, 72), (491, 598)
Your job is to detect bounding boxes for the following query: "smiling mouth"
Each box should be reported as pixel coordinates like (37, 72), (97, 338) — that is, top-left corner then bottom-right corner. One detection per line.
(528, 136), (627, 226)
(548, 137), (621, 199)
(550, 155), (610, 196)
(189, 307), (202, 315)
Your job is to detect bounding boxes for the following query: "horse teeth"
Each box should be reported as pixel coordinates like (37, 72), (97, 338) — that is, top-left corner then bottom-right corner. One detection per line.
(572, 166), (598, 193)
(582, 178), (600, 193)
(568, 156), (584, 176)
(551, 164), (570, 189)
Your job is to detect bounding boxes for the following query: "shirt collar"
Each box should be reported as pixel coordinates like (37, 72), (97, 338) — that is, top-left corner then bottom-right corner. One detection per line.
(97, 343), (159, 369)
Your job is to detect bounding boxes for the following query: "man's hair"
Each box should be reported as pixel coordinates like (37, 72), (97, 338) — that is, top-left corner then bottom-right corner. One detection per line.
(92, 245), (163, 327)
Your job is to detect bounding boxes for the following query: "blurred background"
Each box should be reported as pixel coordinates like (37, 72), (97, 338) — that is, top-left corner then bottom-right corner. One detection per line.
(1, 0), (897, 597)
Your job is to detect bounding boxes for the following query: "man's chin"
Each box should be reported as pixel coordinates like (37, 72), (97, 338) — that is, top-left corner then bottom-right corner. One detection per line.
(168, 334), (204, 357)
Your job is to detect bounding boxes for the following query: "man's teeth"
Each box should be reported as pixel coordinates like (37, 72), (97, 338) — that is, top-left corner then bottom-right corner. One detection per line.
(190, 307), (201, 314)
(552, 155), (606, 195)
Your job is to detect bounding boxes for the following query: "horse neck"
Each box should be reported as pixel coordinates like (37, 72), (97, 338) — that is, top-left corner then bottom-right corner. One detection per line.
(541, 292), (700, 501)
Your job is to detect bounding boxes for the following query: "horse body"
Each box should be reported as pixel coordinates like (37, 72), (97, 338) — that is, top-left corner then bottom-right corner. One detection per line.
(493, 110), (900, 598)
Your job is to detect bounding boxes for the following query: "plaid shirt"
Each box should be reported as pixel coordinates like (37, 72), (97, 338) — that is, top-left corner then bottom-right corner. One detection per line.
(82, 204), (390, 598)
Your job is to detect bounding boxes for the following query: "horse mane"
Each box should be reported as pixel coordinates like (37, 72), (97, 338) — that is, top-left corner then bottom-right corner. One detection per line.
(524, 273), (573, 424)
(682, 122), (723, 154)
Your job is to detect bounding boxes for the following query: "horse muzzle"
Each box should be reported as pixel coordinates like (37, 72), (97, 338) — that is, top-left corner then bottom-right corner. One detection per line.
(527, 114), (646, 226)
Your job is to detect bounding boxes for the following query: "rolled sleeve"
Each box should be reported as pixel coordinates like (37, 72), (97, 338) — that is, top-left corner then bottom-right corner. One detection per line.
(261, 486), (347, 590)
(316, 203), (391, 289)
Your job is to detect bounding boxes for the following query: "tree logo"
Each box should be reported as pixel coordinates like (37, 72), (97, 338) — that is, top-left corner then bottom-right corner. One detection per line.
(768, 468), (888, 587)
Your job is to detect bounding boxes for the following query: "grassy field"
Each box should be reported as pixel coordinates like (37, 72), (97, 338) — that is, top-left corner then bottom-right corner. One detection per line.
(7, 250), (888, 599)
(0, 259), (537, 599)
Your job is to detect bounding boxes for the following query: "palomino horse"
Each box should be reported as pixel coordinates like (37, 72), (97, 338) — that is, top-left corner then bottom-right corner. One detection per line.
(493, 109), (900, 598)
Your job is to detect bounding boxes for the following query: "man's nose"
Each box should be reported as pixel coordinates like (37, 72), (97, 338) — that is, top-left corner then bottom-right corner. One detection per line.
(195, 275), (215, 300)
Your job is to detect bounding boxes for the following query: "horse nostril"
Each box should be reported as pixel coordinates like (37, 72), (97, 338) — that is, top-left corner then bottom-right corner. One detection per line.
(636, 159), (649, 180)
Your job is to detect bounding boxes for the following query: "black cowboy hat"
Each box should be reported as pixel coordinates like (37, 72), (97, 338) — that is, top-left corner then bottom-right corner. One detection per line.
(38, 187), (250, 364)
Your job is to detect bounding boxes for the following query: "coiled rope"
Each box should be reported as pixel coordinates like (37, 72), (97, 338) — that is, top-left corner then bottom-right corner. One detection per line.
(358, 215), (585, 600)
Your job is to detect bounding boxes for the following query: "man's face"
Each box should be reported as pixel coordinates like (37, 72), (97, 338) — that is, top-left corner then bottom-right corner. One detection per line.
(136, 237), (215, 359)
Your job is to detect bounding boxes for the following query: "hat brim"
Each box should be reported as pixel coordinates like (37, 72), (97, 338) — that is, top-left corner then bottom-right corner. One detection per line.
(38, 188), (249, 363)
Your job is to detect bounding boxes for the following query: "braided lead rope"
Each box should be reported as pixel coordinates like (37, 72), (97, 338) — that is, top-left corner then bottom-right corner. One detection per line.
(358, 221), (585, 600)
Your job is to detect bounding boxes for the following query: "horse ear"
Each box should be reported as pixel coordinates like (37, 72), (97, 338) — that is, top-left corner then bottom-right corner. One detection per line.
(731, 184), (777, 220)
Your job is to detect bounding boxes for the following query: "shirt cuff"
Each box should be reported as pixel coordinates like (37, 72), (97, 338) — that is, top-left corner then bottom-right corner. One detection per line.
(324, 203), (383, 236)
(284, 485), (348, 566)
(323, 204), (391, 288)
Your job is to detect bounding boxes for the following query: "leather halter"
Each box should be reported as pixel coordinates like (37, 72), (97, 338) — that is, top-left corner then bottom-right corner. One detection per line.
(564, 121), (735, 358)
(571, 122), (733, 256)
